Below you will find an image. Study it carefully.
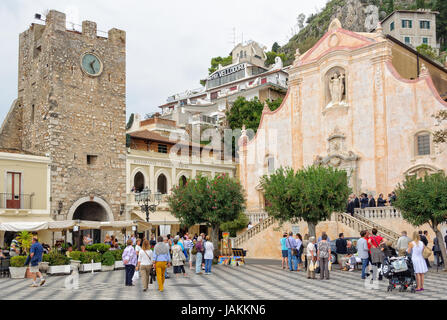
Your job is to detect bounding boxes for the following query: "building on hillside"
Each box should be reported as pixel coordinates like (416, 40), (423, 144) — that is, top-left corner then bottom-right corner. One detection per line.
(381, 9), (439, 52)
(126, 118), (236, 238)
(238, 18), (447, 224)
(0, 10), (131, 247)
(158, 40), (289, 130)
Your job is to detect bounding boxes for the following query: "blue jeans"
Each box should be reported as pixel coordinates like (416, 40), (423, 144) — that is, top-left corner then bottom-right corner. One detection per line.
(125, 264), (135, 286)
(361, 258), (369, 279)
(288, 249), (297, 271)
(205, 259), (212, 273)
(196, 252), (203, 273)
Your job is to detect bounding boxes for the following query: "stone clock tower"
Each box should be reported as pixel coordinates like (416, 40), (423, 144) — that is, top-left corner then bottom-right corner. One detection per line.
(1, 10), (127, 223)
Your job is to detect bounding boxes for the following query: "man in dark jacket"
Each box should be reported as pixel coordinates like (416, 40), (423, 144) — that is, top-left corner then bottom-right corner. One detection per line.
(368, 194), (376, 207)
(354, 195), (360, 208)
(346, 196), (355, 216)
(419, 231), (430, 268)
(335, 233), (347, 270)
(360, 194), (369, 209)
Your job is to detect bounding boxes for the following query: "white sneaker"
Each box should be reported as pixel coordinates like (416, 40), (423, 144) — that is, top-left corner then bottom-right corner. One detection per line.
(40, 279), (46, 286)
(30, 283), (38, 287)
(349, 268), (354, 272)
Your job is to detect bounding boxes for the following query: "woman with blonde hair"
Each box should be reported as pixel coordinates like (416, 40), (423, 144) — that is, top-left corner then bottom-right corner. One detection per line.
(407, 231), (428, 291)
(135, 239), (153, 292)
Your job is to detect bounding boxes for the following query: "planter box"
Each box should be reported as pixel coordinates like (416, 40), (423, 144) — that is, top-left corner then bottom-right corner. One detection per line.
(80, 262), (102, 272)
(48, 265), (71, 275)
(9, 267), (27, 279)
(101, 265), (114, 272)
(114, 261), (124, 269)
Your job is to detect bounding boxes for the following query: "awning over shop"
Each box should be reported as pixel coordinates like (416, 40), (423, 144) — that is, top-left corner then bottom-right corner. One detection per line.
(0, 221), (49, 232)
(0, 220), (147, 232)
(130, 210), (180, 225)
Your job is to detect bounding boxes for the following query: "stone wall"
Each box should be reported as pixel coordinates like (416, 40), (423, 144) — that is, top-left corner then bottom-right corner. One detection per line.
(0, 99), (23, 151)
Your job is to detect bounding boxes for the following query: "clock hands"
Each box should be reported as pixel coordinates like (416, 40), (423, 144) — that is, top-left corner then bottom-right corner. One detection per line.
(90, 60), (96, 73)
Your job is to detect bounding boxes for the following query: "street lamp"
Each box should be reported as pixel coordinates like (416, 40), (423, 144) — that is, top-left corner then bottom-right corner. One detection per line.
(135, 187), (162, 239)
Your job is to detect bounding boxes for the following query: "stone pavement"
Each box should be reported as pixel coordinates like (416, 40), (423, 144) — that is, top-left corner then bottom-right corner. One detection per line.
(1, 261), (446, 300)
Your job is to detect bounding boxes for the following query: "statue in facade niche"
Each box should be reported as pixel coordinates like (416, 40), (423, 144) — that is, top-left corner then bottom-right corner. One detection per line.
(329, 73), (345, 105)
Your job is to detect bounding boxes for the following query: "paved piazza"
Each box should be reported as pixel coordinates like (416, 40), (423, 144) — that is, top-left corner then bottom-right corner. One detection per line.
(1, 260), (446, 300)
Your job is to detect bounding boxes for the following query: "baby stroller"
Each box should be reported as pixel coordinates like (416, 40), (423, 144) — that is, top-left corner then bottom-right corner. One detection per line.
(380, 254), (417, 293)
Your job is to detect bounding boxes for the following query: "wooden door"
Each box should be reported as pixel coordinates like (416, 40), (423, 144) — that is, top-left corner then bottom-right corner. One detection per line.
(7, 172), (21, 209)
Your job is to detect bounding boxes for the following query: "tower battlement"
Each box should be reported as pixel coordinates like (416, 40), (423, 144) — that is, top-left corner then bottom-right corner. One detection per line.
(42, 10), (125, 44)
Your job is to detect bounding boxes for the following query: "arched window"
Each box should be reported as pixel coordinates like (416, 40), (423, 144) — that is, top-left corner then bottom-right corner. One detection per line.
(157, 174), (168, 194)
(267, 157), (275, 174)
(133, 172), (145, 192)
(416, 132), (431, 156)
(179, 175), (187, 187)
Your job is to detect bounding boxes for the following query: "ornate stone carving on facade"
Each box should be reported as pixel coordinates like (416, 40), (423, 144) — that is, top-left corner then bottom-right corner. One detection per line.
(328, 18), (342, 32)
(238, 124), (248, 147)
(314, 131), (360, 193)
(420, 63), (429, 77)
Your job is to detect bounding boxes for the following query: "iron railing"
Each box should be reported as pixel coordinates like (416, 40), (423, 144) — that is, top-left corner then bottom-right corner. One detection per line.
(0, 193), (33, 209)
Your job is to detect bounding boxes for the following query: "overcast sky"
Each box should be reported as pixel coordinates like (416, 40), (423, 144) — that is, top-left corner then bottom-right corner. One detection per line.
(0, 0), (327, 122)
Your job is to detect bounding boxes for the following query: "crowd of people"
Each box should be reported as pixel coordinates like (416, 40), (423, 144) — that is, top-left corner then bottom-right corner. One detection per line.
(346, 192), (397, 215)
(281, 228), (446, 292)
(122, 232), (215, 292)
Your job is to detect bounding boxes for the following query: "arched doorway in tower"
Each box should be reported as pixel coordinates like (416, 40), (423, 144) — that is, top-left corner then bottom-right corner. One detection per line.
(72, 201), (110, 248)
(157, 174), (168, 194)
(134, 172), (145, 192)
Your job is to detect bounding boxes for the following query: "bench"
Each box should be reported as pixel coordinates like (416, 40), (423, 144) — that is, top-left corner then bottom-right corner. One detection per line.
(231, 248), (247, 263)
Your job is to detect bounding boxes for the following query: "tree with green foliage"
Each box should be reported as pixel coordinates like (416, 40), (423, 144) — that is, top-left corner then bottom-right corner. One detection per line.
(226, 96), (283, 133)
(386, 0), (394, 14)
(261, 166), (351, 237)
(16, 231), (33, 254)
(434, 0), (447, 51)
(126, 113), (134, 130)
(416, 0), (425, 9)
(220, 211), (249, 237)
(416, 44), (438, 60)
(393, 173), (447, 271)
(271, 42), (280, 53)
(168, 173), (245, 253)
(208, 55), (233, 75)
(265, 51), (286, 67)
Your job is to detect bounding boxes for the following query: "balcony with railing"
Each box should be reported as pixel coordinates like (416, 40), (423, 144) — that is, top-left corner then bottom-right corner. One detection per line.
(0, 193), (34, 210)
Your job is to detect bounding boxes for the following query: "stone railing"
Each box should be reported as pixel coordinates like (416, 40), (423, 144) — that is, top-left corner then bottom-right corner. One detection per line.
(354, 206), (402, 219)
(245, 211), (269, 225)
(353, 213), (400, 241)
(233, 216), (276, 248)
(335, 212), (398, 244)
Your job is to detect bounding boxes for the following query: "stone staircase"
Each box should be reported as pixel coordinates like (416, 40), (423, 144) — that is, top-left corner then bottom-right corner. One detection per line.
(336, 212), (399, 243)
(233, 211), (400, 249)
(233, 216), (276, 248)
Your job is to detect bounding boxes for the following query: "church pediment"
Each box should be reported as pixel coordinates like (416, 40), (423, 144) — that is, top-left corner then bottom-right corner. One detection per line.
(300, 21), (376, 64)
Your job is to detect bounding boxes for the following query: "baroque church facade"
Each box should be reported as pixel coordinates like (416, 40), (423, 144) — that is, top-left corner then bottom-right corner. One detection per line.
(239, 19), (447, 215)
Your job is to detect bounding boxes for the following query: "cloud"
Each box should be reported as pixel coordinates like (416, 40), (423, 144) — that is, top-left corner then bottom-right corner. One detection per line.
(0, 0), (327, 122)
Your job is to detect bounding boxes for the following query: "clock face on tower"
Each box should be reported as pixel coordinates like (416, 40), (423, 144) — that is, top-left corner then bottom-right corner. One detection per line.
(81, 53), (103, 76)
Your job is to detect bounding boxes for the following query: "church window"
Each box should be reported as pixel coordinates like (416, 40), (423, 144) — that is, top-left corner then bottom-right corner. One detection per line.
(416, 133), (430, 156)
(267, 157), (275, 174)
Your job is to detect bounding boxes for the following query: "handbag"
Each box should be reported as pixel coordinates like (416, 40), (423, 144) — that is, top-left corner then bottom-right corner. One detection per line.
(132, 270), (140, 283)
(308, 260), (315, 272)
(423, 245), (432, 259)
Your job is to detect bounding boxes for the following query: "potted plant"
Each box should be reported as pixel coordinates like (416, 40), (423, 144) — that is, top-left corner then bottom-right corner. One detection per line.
(79, 252), (102, 272)
(44, 252), (71, 275)
(68, 251), (82, 272)
(9, 256), (27, 279)
(86, 243), (110, 253)
(101, 251), (115, 271)
(112, 249), (124, 269)
(16, 231), (32, 255)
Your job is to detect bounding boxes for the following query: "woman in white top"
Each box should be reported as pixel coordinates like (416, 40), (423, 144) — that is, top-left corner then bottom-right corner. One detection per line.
(135, 238), (142, 256)
(204, 236), (214, 275)
(306, 236), (317, 279)
(136, 240), (154, 292)
(407, 231), (428, 291)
